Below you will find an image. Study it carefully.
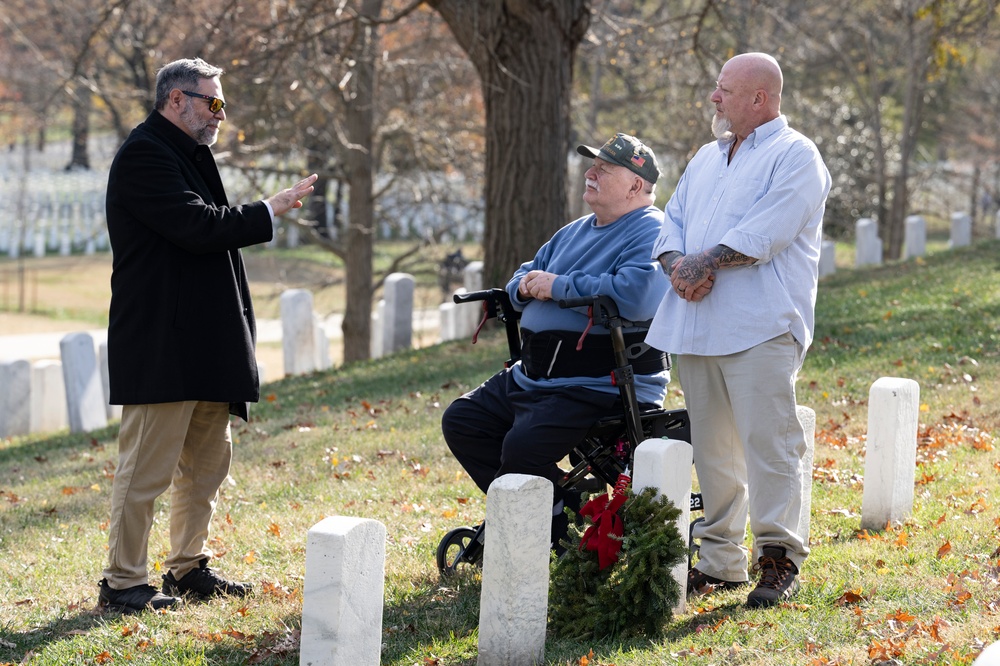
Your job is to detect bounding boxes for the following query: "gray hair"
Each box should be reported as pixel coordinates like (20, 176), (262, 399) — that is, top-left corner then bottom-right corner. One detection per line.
(154, 58), (224, 110)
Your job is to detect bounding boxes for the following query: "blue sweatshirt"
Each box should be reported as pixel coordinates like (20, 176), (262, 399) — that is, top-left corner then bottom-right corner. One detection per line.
(506, 205), (670, 405)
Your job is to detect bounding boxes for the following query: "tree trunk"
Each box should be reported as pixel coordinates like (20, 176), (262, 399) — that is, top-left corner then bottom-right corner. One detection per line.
(340, 0), (383, 363)
(67, 82), (92, 170)
(428, 0), (590, 287)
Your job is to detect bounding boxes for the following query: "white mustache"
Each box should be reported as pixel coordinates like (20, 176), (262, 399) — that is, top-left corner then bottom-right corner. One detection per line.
(585, 178), (598, 191)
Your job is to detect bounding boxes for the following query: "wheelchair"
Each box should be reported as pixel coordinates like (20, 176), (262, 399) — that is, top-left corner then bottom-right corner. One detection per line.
(436, 288), (703, 577)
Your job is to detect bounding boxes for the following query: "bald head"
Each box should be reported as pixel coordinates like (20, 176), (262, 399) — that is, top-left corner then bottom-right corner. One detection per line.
(712, 52), (783, 139)
(727, 53), (782, 108)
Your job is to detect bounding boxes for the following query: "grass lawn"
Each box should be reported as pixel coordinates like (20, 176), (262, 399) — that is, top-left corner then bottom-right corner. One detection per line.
(1, 241), (1000, 665)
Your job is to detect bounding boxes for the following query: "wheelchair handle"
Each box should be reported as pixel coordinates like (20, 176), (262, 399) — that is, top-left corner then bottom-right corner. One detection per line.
(558, 294), (621, 323)
(453, 288), (522, 363)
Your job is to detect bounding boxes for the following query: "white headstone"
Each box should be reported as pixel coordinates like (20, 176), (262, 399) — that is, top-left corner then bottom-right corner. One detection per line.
(950, 212), (971, 248)
(819, 240), (836, 277)
(30, 360), (68, 433)
(300, 516), (385, 666)
(903, 215), (926, 259)
(99, 341), (122, 421)
(479, 474), (552, 666)
(855, 218), (882, 267)
(633, 438), (693, 615)
(973, 640), (1000, 665)
(0, 359), (31, 438)
(314, 323), (331, 371)
(796, 405), (816, 545)
(381, 273), (415, 355)
(464, 261), (484, 292)
(439, 301), (458, 343)
(861, 377), (920, 531)
(995, 210), (1000, 240)
(281, 289), (318, 376)
(59, 332), (108, 433)
(370, 300), (385, 359)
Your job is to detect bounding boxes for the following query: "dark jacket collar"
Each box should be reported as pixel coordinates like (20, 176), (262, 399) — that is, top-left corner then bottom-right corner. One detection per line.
(144, 109), (201, 156)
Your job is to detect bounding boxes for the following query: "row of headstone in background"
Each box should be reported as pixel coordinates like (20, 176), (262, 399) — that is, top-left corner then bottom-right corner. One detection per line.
(4, 264), (478, 434)
(280, 262), (485, 377)
(854, 210), (998, 268)
(0, 333), (122, 439)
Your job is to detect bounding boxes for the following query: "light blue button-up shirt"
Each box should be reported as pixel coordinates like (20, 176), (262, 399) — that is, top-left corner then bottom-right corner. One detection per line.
(646, 115), (831, 363)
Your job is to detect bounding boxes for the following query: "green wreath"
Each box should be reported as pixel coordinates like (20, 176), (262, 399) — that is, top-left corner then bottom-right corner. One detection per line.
(548, 484), (686, 641)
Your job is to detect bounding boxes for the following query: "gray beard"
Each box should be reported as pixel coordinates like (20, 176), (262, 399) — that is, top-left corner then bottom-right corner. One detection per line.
(180, 100), (218, 146)
(712, 114), (733, 141)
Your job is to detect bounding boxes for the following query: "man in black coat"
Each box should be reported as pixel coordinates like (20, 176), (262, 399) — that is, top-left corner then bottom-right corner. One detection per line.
(99, 57), (318, 614)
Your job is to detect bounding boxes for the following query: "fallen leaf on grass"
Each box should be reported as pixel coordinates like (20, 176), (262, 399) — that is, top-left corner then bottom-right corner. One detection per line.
(937, 541), (952, 559)
(835, 589), (869, 605)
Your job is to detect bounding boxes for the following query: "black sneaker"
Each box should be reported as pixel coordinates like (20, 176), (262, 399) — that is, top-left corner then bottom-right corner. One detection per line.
(746, 546), (800, 608)
(162, 559), (252, 599)
(687, 567), (747, 598)
(98, 579), (178, 614)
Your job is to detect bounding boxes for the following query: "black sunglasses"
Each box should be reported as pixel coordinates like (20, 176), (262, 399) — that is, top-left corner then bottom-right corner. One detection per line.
(181, 90), (226, 113)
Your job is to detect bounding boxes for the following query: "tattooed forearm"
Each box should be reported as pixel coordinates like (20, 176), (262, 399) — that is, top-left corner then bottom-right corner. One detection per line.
(657, 251), (683, 274)
(705, 244), (757, 269)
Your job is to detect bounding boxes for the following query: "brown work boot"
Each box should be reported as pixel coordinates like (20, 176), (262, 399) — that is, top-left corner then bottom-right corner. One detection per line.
(687, 567), (747, 598)
(746, 546), (799, 608)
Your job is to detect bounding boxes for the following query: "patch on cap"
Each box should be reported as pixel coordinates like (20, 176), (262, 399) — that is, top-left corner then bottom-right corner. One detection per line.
(576, 133), (660, 184)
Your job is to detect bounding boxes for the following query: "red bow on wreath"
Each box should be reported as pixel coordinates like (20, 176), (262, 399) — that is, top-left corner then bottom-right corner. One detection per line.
(578, 473), (630, 570)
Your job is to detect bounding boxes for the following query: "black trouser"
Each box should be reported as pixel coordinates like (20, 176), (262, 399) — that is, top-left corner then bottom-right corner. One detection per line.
(442, 368), (626, 503)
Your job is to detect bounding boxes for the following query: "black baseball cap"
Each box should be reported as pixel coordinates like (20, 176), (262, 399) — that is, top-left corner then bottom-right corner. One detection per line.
(577, 133), (660, 184)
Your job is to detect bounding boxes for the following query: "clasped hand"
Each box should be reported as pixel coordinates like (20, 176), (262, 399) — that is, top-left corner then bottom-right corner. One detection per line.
(518, 270), (557, 301)
(666, 254), (715, 303)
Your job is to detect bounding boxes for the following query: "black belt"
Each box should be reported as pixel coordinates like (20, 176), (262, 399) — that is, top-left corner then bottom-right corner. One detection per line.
(520, 328), (670, 380)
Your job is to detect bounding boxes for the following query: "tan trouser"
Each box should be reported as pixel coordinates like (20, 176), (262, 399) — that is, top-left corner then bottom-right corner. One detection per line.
(679, 332), (808, 581)
(103, 401), (232, 589)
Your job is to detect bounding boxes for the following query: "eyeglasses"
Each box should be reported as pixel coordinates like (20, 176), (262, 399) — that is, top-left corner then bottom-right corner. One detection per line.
(181, 90), (226, 113)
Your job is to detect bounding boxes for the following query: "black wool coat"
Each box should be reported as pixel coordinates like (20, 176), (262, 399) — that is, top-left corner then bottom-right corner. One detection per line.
(106, 111), (274, 421)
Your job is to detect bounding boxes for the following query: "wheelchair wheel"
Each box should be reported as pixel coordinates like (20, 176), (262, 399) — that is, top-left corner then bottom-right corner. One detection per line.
(436, 526), (483, 577)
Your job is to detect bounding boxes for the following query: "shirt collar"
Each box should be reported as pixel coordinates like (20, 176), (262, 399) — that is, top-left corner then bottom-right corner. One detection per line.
(715, 114), (789, 153)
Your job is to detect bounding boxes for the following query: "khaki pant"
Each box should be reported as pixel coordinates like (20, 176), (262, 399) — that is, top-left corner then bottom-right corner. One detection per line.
(103, 401), (232, 589)
(679, 332), (808, 581)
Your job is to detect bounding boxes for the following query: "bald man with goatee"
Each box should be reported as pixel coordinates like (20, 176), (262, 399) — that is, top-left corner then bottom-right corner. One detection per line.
(646, 52), (832, 608)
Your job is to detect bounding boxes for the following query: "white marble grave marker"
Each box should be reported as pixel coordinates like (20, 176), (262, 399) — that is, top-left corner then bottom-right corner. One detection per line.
(99, 341), (122, 421)
(0, 359), (31, 438)
(438, 301), (458, 343)
(973, 640), (1000, 665)
(633, 438), (693, 615)
(60, 332), (108, 433)
(796, 405), (816, 545)
(300, 517), (385, 666)
(855, 218), (882, 267)
(904, 215), (926, 259)
(950, 212), (971, 248)
(381, 273), (415, 355)
(281, 289), (318, 376)
(861, 377), (920, 531)
(819, 240), (836, 277)
(30, 360), (67, 433)
(479, 474), (552, 666)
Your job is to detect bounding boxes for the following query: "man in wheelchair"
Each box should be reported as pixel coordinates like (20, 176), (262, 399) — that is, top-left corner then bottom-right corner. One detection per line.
(441, 133), (678, 552)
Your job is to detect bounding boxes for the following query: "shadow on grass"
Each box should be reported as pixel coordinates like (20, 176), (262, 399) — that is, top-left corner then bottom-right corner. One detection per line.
(0, 606), (305, 666)
(381, 571), (482, 665)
